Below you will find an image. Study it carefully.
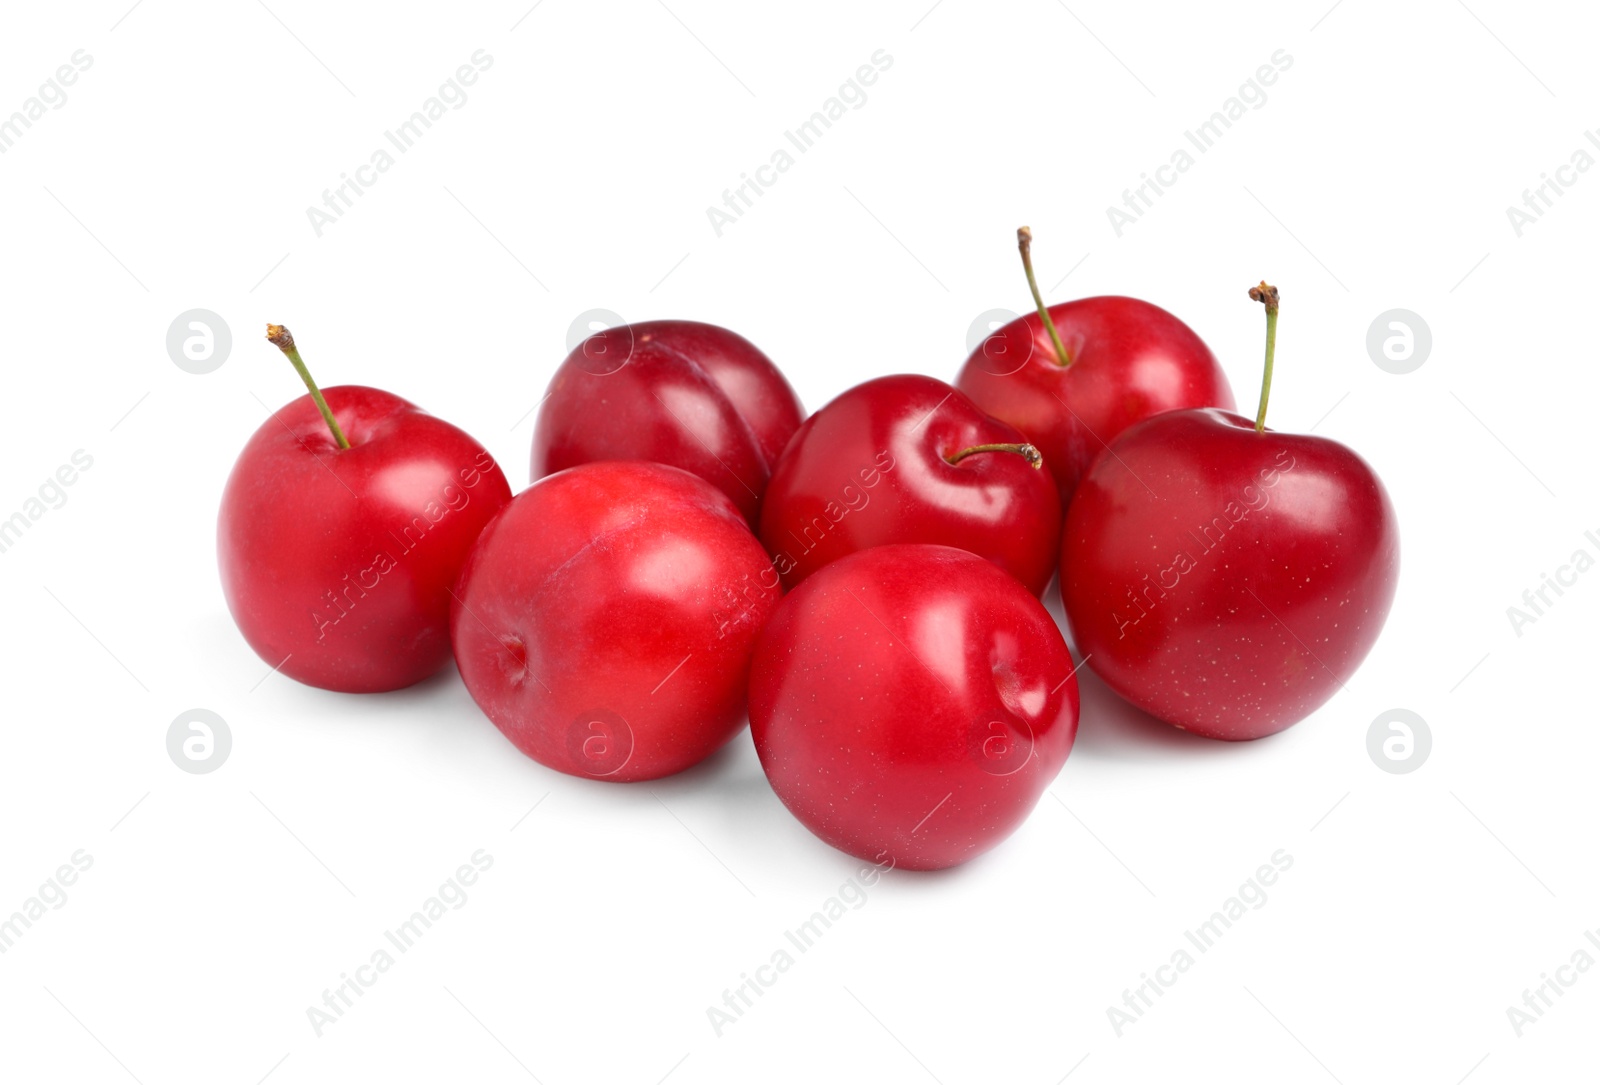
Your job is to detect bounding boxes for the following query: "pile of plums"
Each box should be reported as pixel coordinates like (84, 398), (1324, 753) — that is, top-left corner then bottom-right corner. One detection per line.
(218, 231), (1399, 871)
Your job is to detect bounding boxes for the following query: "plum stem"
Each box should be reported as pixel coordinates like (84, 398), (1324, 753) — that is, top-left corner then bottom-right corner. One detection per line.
(946, 442), (1044, 468)
(1018, 226), (1072, 368)
(267, 324), (350, 449)
(1248, 282), (1279, 433)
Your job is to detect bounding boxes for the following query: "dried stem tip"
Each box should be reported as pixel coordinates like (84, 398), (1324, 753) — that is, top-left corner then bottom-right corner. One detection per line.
(266, 323), (295, 352)
(1248, 282), (1280, 314)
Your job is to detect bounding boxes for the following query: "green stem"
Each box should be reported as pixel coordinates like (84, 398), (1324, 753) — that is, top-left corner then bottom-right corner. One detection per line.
(267, 324), (350, 449)
(1018, 226), (1072, 368)
(946, 442), (1043, 468)
(1248, 282), (1280, 433)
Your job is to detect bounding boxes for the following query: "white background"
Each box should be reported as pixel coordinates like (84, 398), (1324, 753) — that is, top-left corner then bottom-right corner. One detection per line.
(0, 0), (1594, 1082)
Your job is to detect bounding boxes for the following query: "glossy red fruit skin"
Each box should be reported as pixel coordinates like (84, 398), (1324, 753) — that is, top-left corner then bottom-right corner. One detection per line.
(749, 544), (1079, 871)
(218, 386), (512, 693)
(1060, 409), (1399, 740)
(531, 320), (806, 525)
(757, 375), (1061, 596)
(451, 461), (782, 782)
(955, 296), (1236, 502)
